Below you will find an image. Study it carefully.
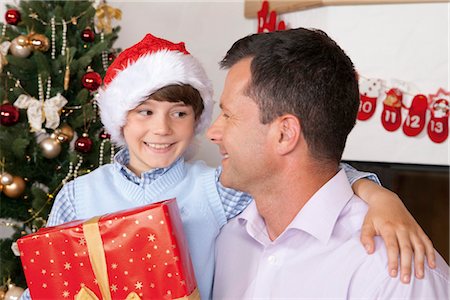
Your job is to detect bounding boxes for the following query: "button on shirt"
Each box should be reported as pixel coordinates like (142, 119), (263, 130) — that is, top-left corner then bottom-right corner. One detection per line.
(213, 169), (450, 299)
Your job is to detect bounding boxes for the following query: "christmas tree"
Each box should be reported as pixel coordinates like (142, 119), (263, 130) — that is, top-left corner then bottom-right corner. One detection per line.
(0, 0), (121, 291)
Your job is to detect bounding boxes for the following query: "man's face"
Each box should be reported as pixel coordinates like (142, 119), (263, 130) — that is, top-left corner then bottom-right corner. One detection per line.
(207, 58), (273, 192)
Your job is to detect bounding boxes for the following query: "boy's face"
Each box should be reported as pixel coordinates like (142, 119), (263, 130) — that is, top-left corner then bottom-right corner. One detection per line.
(123, 99), (196, 175)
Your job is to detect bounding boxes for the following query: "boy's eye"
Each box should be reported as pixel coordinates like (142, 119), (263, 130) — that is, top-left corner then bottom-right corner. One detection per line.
(138, 110), (152, 116)
(172, 111), (188, 118)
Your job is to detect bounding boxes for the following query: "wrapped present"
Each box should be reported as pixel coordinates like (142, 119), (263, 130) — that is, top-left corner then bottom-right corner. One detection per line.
(17, 199), (198, 300)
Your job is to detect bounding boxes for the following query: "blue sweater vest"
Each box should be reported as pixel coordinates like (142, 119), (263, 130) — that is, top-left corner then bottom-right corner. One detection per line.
(72, 159), (226, 299)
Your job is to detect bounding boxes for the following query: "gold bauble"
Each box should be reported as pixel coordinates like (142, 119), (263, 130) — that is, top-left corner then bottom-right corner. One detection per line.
(15, 35), (29, 47)
(9, 38), (31, 58)
(3, 176), (26, 198)
(0, 172), (14, 185)
(4, 284), (24, 300)
(59, 123), (74, 142)
(39, 137), (62, 159)
(29, 33), (49, 52)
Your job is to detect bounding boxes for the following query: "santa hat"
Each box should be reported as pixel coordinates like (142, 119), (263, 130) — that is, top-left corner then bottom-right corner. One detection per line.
(97, 33), (214, 147)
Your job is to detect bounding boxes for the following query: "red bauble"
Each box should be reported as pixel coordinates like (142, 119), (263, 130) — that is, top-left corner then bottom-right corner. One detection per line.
(107, 52), (116, 63)
(82, 71), (102, 91)
(0, 103), (20, 126)
(5, 9), (21, 25)
(99, 130), (111, 139)
(75, 135), (93, 153)
(81, 28), (95, 43)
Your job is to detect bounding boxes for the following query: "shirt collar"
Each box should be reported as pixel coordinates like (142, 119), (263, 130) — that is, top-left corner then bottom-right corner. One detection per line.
(113, 148), (183, 184)
(238, 169), (354, 244)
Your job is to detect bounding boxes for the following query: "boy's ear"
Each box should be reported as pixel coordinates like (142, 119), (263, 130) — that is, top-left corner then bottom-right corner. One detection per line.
(274, 114), (300, 155)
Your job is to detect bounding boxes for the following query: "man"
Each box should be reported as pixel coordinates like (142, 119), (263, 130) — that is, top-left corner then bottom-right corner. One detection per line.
(209, 28), (449, 298)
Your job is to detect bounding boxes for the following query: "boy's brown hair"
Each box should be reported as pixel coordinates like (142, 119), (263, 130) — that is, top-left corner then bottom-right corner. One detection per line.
(149, 84), (204, 120)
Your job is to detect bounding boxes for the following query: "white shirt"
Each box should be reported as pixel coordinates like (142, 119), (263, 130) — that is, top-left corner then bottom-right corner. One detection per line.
(213, 169), (449, 299)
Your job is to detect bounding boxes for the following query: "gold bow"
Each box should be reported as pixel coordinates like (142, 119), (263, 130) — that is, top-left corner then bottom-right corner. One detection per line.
(75, 286), (140, 300)
(95, 4), (122, 33)
(75, 216), (199, 300)
(0, 41), (11, 73)
(13, 93), (67, 132)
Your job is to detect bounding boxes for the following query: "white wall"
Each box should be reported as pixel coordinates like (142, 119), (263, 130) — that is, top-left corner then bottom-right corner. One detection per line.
(2, 1), (448, 166)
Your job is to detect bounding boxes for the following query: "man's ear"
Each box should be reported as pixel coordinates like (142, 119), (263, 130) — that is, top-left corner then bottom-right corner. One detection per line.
(274, 114), (300, 155)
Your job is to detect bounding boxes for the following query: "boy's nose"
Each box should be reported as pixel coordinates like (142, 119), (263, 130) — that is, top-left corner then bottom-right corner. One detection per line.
(152, 115), (172, 135)
(206, 118), (222, 144)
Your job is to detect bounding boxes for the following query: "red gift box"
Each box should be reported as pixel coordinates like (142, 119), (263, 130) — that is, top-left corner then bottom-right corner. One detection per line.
(17, 199), (198, 300)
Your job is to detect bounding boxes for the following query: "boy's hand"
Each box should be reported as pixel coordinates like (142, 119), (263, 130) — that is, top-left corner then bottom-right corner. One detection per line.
(355, 180), (436, 284)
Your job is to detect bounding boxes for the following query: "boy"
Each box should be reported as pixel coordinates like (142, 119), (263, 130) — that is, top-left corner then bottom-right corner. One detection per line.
(20, 34), (434, 300)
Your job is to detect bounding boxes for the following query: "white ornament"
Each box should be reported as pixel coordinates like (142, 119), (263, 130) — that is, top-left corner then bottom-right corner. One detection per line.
(14, 93), (68, 131)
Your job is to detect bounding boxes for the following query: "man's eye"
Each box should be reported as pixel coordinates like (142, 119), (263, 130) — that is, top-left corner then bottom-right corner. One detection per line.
(222, 112), (230, 119)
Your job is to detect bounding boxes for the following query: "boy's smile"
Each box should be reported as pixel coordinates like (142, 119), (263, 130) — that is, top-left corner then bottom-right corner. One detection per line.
(123, 99), (196, 176)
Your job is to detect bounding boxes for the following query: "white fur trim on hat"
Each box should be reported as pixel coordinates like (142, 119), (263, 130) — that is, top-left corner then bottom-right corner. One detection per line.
(97, 50), (214, 147)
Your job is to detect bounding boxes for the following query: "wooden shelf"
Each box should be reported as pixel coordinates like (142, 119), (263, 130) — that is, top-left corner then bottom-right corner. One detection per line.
(244, 0), (449, 18)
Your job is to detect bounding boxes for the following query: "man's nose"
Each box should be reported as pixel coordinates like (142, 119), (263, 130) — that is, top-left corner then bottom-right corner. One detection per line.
(207, 118), (222, 143)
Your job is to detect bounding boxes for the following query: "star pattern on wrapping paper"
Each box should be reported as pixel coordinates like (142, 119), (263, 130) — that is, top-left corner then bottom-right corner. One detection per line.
(64, 262), (71, 270)
(147, 234), (156, 242)
(64, 281), (69, 286)
(111, 284), (118, 292)
(42, 283), (47, 288)
(111, 263), (118, 269)
(41, 269), (47, 275)
(62, 291), (70, 298)
(135, 281), (143, 290)
(78, 237), (86, 245)
(35, 251), (40, 255)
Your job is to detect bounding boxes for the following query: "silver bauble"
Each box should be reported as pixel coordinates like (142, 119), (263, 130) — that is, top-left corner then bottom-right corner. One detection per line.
(9, 38), (31, 58)
(4, 284), (24, 300)
(40, 137), (62, 159)
(0, 172), (14, 185)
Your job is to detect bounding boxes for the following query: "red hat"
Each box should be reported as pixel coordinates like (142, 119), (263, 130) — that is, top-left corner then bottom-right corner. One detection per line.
(97, 33), (213, 147)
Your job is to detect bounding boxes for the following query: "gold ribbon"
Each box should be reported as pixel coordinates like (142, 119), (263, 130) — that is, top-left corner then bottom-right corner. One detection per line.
(75, 216), (199, 300)
(95, 4), (122, 33)
(0, 41), (10, 73)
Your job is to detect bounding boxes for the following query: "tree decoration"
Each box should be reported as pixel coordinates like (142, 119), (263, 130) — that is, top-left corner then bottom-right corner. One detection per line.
(108, 52), (116, 63)
(5, 9), (21, 25)
(75, 133), (93, 153)
(0, 0), (121, 287)
(28, 33), (49, 52)
(0, 41), (10, 72)
(14, 93), (68, 132)
(9, 37), (31, 58)
(39, 134), (62, 159)
(2, 175), (26, 198)
(81, 27), (95, 43)
(95, 3), (122, 34)
(3, 282), (24, 300)
(81, 68), (102, 91)
(0, 102), (20, 126)
(56, 123), (75, 142)
(0, 172), (14, 186)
